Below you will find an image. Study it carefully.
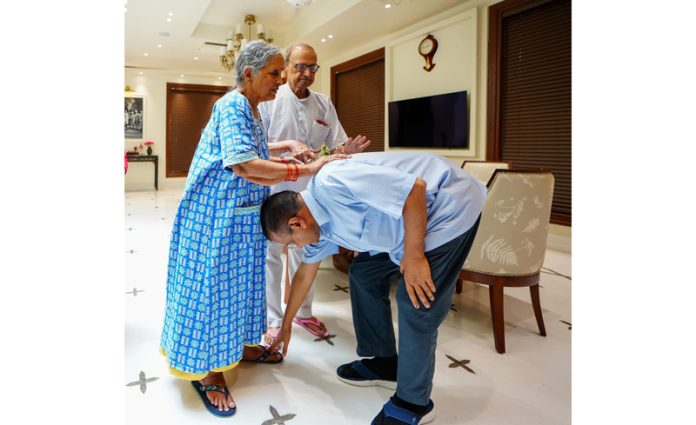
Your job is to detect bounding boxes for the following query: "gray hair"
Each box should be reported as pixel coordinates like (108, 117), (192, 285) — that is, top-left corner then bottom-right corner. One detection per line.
(234, 40), (282, 86)
(284, 42), (316, 62)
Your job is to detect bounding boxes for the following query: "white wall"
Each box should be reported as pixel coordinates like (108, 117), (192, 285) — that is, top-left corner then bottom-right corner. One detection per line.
(317, 0), (571, 253)
(124, 71), (234, 191)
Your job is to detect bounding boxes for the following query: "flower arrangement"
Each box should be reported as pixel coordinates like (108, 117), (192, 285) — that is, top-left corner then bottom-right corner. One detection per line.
(126, 143), (143, 156)
(144, 140), (154, 155)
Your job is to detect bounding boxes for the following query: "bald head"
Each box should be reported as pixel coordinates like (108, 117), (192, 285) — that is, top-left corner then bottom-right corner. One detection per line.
(283, 42), (319, 97)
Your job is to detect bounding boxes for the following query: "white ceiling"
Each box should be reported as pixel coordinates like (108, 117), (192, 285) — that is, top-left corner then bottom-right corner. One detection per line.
(125, 0), (466, 77)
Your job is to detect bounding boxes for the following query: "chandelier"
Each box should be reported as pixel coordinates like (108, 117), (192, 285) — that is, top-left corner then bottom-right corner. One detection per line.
(219, 15), (274, 71)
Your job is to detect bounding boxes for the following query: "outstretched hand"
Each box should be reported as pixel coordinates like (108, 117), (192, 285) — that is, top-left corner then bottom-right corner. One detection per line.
(341, 135), (371, 154)
(400, 255), (436, 309)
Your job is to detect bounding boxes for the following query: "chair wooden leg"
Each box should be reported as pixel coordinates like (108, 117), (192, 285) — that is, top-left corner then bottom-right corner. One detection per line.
(530, 284), (546, 337)
(489, 282), (506, 354)
(456, 277), (463, 294)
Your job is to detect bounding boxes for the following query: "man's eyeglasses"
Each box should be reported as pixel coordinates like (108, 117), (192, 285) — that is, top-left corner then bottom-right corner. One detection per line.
(293, 63), (320, 73)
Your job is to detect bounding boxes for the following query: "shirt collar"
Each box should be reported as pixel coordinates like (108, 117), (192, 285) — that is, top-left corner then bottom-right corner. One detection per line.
(299, 189), (330, 227)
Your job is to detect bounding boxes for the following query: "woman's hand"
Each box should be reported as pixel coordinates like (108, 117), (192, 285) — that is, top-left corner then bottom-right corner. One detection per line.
(294, 149), (319, 164)
(304, 153), (350, 175)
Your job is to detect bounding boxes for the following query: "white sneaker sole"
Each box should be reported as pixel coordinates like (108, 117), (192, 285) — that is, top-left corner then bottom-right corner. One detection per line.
(337, 374), (398, 390)
(421, 408), (436, 424)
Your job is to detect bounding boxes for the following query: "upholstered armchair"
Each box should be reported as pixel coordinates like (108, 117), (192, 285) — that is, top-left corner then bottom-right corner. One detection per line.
(461, 160), (512, 186)
(457, 169), (555, 354)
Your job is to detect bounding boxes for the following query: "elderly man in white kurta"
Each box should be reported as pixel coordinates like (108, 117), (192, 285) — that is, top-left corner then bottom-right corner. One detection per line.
(258, 42), (371, 341)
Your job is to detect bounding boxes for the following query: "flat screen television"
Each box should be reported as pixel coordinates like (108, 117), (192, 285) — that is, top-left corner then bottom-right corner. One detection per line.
(388, 90), (468, 149)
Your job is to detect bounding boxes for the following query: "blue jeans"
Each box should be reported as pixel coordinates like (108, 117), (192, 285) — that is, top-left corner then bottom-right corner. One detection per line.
(348, 218), (480, 405)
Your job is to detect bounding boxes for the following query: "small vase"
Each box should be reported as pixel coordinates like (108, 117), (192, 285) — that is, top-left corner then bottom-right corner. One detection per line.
(147, 146), (153, 155)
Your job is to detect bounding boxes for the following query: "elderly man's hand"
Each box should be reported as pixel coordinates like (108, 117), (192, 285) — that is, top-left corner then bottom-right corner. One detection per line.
(337, 135), (371, 154)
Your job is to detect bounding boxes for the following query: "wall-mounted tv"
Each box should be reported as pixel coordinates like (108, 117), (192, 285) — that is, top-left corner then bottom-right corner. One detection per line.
(388, 90), (468, 149)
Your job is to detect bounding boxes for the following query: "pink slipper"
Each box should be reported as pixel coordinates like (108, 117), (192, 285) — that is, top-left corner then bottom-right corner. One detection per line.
(293, 316), (329, 338)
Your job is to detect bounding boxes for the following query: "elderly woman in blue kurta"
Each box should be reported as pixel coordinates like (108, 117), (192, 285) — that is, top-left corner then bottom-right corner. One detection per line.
(160, 40), (346, 417)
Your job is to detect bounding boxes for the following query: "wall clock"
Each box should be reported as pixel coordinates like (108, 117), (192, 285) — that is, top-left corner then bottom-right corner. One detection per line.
(418, 34), (438, 72)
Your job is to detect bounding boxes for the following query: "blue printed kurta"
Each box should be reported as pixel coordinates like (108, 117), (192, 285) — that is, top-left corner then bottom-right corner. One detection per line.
(160, 90), (270, 377)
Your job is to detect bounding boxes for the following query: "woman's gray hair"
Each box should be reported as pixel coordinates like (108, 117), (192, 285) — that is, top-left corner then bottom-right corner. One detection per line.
(234, 40), (281, 86)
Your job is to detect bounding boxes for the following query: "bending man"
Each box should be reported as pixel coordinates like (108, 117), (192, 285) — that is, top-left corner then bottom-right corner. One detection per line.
(261, 152), (485, 425)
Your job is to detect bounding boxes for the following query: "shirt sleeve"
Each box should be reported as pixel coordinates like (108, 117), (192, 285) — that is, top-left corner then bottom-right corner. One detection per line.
(302, 239), (339, 263)
(314, 161), (417, 219)
(219, 95), (260, 168)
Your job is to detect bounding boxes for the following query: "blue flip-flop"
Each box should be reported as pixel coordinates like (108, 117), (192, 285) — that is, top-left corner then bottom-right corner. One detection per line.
(191, 381), (236, 417)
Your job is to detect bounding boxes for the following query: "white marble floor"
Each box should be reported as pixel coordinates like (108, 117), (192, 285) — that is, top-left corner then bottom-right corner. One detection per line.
(125, 188), (571, 425)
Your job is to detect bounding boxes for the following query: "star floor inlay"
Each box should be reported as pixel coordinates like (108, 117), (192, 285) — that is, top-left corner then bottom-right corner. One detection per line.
(445, 354), (476, 374)
(126, 288), (144, 296)
(313, 334), (336, 346)
(126, 371), (159, 394)
(261, 405), (296, 425)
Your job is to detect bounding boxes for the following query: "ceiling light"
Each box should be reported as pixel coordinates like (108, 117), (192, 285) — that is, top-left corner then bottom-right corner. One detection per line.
(328, 34), (333, 39)
(166, 18), (172, 22)
(382, 0), (402, 8)
(218, 77), (222, 80)
(321, 38), (326, 42)
(157, 44), (163, 48)
(218, 14), (274, 71)
(287, 0), (315, 7)
(194, 56), (199, 60)
(144, 52), (149, 56)
(168, 12), (174, 16)
(180, 74), (184, 77)
(139, 72), (143, 75)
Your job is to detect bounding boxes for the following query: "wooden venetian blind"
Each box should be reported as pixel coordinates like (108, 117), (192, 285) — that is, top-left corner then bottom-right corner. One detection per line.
(166, 83), (229, 177)
(331, 48), (385, 152)
(498, 0), (571, 225)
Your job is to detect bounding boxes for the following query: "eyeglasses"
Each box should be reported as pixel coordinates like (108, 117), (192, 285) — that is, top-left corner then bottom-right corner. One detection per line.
(292, 63), (320, 73)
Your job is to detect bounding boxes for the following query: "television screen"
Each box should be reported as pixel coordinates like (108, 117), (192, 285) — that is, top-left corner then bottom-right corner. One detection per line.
(388, 90), (468, 149)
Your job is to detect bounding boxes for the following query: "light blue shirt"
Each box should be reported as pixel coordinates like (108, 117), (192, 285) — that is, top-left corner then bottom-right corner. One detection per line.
(300, 152), (486, 265)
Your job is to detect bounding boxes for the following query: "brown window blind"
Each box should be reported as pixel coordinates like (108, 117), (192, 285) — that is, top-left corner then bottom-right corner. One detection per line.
(166, 83), (229, 177)
(496, 0), (571, 225)
(331, 48), (385, 152)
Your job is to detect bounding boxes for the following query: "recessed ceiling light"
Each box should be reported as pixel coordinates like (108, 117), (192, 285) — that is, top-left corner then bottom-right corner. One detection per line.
(194, 57), (199, 60)
(166, 18), (172, 22)
(144, 52), (149, 56)
(139, 72), (143, 75)
(218, 77), (222, 80)
(321, 38), (326, 42)
(328, 34), (333, 39)
(168, 12), (174, 16)
(157, 44), (163, 48)
(180, 74), (184, 77)
(385, 4), (392, 8)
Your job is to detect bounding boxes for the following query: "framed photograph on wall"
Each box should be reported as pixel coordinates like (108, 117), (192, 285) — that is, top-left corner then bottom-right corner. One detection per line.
(124, 94), (145, 140)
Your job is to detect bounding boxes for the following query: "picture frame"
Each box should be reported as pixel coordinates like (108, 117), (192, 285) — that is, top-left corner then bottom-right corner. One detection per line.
(124, 94), (145, 140)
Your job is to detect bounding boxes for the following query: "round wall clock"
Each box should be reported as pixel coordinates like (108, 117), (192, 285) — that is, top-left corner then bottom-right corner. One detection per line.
(418, 34), (438, 72)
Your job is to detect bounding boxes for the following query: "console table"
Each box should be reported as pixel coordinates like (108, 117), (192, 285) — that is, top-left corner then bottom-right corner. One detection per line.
(127, 155), (158, 190)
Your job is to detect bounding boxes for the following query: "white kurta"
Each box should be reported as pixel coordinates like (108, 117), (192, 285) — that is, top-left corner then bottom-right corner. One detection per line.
(258, 83), (349, 328)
